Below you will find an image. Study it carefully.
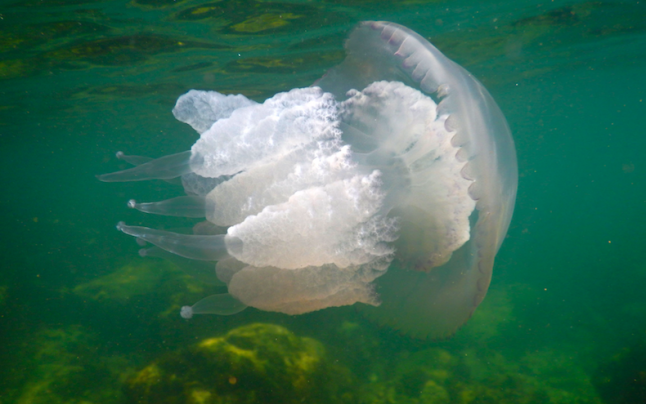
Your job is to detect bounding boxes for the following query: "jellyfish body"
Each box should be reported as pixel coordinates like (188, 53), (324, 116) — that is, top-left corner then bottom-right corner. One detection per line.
(99, 21), (517, 339)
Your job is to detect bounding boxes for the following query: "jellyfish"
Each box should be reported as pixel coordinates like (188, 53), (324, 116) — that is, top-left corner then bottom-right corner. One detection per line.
(98, 21), (517, 339)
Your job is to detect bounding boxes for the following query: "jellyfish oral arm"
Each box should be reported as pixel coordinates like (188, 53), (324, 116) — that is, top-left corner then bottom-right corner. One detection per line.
(97, 150), (192, 182)
(128, 196), (206, 218)
(116, 222), (231, 261)
(180, 293), (247, 319)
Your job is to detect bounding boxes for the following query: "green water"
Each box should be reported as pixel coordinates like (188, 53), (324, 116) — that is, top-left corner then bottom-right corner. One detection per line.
(1, 0), (645, 403)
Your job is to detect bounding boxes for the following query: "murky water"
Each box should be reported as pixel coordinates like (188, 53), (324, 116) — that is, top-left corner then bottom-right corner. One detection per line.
(1, 1), (645, 403)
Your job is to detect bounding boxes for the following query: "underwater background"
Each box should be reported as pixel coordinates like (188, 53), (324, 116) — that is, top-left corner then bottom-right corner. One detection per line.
(1, 0), (645, 403)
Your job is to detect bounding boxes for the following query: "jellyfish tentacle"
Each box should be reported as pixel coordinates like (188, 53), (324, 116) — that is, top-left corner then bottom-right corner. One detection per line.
(114, 152), (184, 185)
(116, 222), (230, 261)
(115, 151), (153, 166)
(128, 196), (206, 218)
(180, 293), (247, 319)
(139, 246), (224, 286)
(98, 150), (192, 182)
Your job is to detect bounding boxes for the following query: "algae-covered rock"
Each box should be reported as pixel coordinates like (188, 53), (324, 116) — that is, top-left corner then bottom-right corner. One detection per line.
(125, 323), (355, 404)
(516, 349), (603, 404)
(72, 258), (215, 319)
(12, 326), (132, 404)
(361, 345), (602, 404)
(360, 348), (458, 404)
(74, 260), (170, 303)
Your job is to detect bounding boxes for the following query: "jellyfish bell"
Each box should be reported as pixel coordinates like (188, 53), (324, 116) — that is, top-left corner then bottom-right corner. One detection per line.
(98, 21), (517, 339)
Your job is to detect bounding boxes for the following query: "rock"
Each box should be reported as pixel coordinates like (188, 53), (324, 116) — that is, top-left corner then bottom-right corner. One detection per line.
(12, 326), (131, 404)
(72, 258), (214, 319)
(125, 323), (355, 404)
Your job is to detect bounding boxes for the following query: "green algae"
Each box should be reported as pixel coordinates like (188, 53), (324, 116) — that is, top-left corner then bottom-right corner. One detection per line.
(72, 258), (215, 319)
(6, 0), (103, 6)
(125, 323), (355, 404)
(360, 345), (602, 404)
(0, 29), (226, 80)
(230, 13), (300, 34)
(45, 34), (227, 67)
(173, 1), (349, 35)
(74, 261), (168, 303)
(115, 313), (604, 404)
(0, 21), (110, 57)
(3, 320), (605, 404)
(0, 20), (110, 79)
(11, 326), (132, 404)
(324, 0), (442, 5)
(172, 61), (214, 73)
(131, 0), (188, 8)
(224, 50), (343, 75)
(75, 82), (186, 100)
